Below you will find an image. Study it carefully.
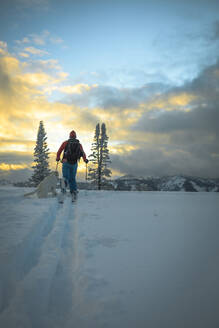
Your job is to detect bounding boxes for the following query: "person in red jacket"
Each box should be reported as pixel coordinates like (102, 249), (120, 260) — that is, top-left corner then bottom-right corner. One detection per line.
(56, 130), (88, 199)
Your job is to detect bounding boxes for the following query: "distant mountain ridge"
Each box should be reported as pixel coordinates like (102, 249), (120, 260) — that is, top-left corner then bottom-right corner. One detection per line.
(1, 174), (219, 192)
(111, 174), (219, 192)
(0, 179), (12, 186)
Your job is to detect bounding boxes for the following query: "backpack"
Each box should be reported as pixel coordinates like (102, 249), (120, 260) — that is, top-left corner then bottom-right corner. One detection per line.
(64, 139), (83, 164)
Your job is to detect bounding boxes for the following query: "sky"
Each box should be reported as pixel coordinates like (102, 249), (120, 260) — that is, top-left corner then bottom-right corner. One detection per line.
(0, 0), (219, 181)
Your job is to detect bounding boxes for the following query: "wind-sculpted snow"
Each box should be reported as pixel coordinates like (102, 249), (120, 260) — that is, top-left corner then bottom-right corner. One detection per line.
(0, 187), (219, 328)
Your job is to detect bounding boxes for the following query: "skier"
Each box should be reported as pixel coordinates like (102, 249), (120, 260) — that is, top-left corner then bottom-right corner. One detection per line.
(56, 130), (88, 201)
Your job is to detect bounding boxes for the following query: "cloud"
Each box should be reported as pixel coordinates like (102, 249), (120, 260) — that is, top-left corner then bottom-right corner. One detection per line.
(50, 37), (64, 44)
(0, 151), (33, 164)
(110, 144), (219, 179)
(22, 58), (62, 76)
(24, 46), (49, 56)
(0, 151), (33, 182)
(133, 59), (219, 136)
(63, 83), (169, 110)
(15, 30), (64, 49)
(0, 41), (7, 51)
(30, 30), (50, 45)
(15, 37), (30, 45)
(60, 83), (98, 95)
(73, 68), (170, 89)
(18, 52), (30, 58)
(16, 0), (50, 11)
(0, 163), (29, 170)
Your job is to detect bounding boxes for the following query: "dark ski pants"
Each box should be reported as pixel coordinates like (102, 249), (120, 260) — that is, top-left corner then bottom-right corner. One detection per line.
(62, 162), (78, 193)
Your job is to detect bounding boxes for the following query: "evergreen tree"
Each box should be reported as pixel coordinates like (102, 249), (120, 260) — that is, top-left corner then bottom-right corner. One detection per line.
(88, 123), (111, 190)
(100, 123), (111, 184)
(30, 121), (50, 186)
(88, 123), (100, 185)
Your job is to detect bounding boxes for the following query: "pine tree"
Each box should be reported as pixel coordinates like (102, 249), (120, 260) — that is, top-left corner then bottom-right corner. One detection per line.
(100, 123), (111, 184)
(88, 123), (100, 185)
(88, 123), (111, 190)
(30, 121), (50, 186)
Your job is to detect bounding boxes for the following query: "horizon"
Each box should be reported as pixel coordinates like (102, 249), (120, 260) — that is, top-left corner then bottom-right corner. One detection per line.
(0, 0), (219, 181)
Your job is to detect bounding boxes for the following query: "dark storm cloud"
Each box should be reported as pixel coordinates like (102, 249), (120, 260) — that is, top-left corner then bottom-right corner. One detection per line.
(134, 59), (219, 137)
(91, 85), (144, 109)
(135, 102), (219, 136)
(65, 83), (169, 110)
(0, 152), (33, 164)
(111, 147), (173, 177)
(110, 143), (219, 179)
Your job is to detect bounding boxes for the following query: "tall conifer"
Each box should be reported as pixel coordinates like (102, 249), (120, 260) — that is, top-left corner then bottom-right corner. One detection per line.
(30, 121), (50, 186)
(88, 123), (111, 189)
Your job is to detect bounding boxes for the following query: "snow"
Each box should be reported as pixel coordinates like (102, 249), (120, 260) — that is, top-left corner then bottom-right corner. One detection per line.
(161, 175), (186, 191)
(116, 174), (134, 180)
(0, 186), (219, 328)
(191, 180), (206, 192)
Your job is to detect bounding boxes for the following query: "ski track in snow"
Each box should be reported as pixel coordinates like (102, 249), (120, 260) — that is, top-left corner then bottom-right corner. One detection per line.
(0, 188), (85, 328)
(0, 188), (117, 328)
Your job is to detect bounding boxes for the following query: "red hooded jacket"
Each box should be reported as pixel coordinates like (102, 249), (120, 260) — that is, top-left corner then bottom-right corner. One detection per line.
(56, 130), (87, 163)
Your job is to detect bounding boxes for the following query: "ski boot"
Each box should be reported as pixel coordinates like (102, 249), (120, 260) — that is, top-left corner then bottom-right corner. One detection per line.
(71, 190), (78, 202)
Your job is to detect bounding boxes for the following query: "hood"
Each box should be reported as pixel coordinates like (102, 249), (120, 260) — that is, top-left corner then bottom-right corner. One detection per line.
(69, 130), (76, 138)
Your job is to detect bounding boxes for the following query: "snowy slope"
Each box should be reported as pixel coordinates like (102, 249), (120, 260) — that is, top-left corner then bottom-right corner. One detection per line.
(0, 187), (219, 328)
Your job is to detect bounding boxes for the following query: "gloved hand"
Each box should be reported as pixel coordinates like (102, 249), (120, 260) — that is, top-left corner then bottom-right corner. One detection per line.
(85, 159), (89, 164)
(56, 159), (59, 162)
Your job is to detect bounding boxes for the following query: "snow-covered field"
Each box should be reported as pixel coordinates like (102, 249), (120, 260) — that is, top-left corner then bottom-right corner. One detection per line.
(0, 186), (219, 328)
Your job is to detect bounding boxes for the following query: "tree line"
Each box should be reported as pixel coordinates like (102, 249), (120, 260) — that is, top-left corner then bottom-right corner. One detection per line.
(30, 121), (111, 190)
